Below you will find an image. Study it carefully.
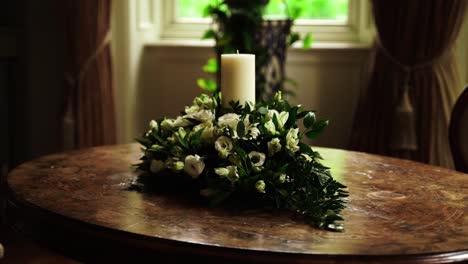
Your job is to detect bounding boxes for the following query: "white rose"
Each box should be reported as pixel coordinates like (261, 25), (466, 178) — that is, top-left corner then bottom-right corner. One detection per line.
(267, 138), (282, 156)
(248, 126), (260, 139)
(218, 113), (240, 129)
(285, 128), (300, 152)
(184, 109), (214, 122)
(194, 121), (216, 143)
(248, 151), (266, 167)
(255, 180), (266, 193)
(214, 136), (233, 158)
(184, 155), (205, 179)
(150, 159), (165, 174)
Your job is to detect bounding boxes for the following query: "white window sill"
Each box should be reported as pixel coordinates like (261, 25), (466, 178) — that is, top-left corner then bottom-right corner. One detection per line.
(146, 39), (372, 51)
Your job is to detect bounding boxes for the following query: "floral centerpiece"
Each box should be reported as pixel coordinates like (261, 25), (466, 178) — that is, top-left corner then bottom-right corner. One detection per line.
(135, 91), (348, 231)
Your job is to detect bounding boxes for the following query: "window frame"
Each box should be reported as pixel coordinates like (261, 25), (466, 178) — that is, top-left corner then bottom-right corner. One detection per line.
(157, 0), (373, 44)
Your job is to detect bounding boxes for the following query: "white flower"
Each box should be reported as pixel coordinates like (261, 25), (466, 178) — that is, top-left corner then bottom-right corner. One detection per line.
(150, 159), (165, 174)
(242, 115), (260, 139)
(185, 105), (200, 114)
(149, 120), (158, 130)
(214, 136), (233, 158)
(264, 120), (277, 135)
(150, 144), (164, 151)
(278, 173), (287, 183)
(166, 158), (184, 172)
(160, 118), (174, 130)
(248, 126), (260, 139)
(161, 117), (191, 129)
(184, 155), (205, 179)
(255, 180), (266, 193)
(266, 110), (289, 129)
(194, 94), (215, 108)
(218, 113), (240, 129)
(274, 91), (282, 102)
(248, 151), (266, 167)
(214, 167), (229, 176)
(184, 109), (214, 122)
(285, 128), (300, 152)
(175, 127), (187, 139)
(185, 105), (200, 115)
(194, 121), (216, 143)
(215, 166), (239, 184)
(173, 116), (192, 127)
(267, 138), (282, 156)
(266, 110), (279, 121)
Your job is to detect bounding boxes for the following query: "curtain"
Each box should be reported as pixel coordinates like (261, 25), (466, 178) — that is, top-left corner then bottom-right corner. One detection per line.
(350, 0), (467, 168)
(62, 0), (116, 149)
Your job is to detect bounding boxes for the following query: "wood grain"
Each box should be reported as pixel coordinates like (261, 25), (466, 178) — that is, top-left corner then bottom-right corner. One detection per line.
(6, 144), (468, 263)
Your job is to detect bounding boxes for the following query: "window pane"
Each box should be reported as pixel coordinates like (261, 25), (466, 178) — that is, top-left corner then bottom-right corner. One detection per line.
(177, 0), (348, 21)
(178, 0), (214, 18)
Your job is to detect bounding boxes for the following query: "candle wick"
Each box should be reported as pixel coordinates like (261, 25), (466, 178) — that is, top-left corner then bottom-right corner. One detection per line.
(237, 50), (239, 54)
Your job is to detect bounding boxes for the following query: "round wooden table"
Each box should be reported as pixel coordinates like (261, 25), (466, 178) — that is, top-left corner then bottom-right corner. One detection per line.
(6, 144), (468, 263)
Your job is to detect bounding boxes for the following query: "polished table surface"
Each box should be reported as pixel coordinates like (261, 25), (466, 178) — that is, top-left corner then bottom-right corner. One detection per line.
(6, 144), (468, 263)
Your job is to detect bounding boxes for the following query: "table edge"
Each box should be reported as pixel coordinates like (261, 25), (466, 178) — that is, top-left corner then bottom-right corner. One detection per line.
(6, 184), (468, 264)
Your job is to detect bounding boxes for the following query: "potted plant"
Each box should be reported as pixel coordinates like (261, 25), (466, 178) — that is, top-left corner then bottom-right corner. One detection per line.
(198, 0), (312, 100)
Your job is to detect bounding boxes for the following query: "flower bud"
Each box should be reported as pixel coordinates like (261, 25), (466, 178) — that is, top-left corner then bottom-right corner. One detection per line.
(255, 180), (266, 193)
(184, 155), (205, 179)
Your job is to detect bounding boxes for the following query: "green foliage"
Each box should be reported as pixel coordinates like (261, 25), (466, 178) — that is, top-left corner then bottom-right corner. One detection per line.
(179, 0), (348, 20)
(135, 92), (348, 231)
(197, 78), (217, 92)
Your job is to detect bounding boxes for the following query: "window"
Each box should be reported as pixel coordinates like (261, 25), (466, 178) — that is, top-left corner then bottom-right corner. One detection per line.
(178, 0), (348, 21)
(159, 0), (371, 43)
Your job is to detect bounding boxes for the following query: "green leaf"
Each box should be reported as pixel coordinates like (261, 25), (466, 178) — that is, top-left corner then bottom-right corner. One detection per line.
(288, 32), (300, 46)
(258, 106), (268, 115)
(202, 29), (216, 40)
(303, 34), (313, 49)
(203, 58), (218, 73)
(197, 78), (217, 92)
(237, 120), (245, 138)
(313, 120), (329, 131)
(290, 7), (303, 19)
(305, 130), (321, 139)
(303, 112), (316, 128)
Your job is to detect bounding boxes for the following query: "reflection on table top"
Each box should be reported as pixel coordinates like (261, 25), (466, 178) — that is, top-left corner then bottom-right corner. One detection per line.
(6, 144), (468, 263)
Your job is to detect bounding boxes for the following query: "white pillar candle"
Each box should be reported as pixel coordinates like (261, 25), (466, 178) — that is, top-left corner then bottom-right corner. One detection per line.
(221, 53), (255, 107)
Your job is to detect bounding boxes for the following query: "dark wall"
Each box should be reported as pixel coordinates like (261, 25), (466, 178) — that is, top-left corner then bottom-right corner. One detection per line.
(1, 0), (64, 170)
